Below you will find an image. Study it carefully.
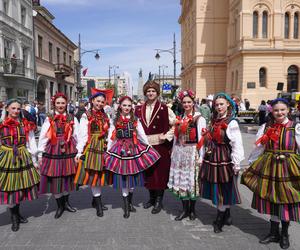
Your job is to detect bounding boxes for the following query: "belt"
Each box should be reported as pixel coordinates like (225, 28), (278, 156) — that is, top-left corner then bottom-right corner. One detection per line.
(147, 133), (164, 146)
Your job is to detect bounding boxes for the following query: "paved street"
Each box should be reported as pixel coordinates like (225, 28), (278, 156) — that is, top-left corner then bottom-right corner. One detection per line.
(0, 125), (299, 250)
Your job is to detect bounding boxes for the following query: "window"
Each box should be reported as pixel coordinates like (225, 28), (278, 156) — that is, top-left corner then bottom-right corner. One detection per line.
(64, 85), (67, 95)
(48, 42), (53, 63)
(58, 83), (61, 92)
(63, 51), (66, 64)
(285, 12), (290, 39)
(4, 39), (11, 58)
(38, 35), (43, 58)
(21, 5), (26, 25)
(253, 11), (258, 38)
(69, 55), (72, 67)
(70, 87), (73, 100)
(262, 11), (268, 38)
(294, 12), (299, 39)
(3, 0), (8, 14)
(56, 47), (60, 64)
(259, 67), (267, 87)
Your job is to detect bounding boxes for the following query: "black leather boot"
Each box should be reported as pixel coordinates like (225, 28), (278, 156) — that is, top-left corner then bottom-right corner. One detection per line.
(151, 190), (164, 214)
(9, 206), (20, 232)
(280, 221), (290, 249)
(189, 200), (196, 220)
(54, 197), (65, 219)
(259, 220), (280, 244)
(92, 196), (108, 210)
(123, 196), (130, 219)
(224, 208), (232, 226)
(213, 210), (225, 233)
(143, 190), (156, 209)
(175, 200), (189, 221)
(64, 195), (77, 213)
(94, 196), (103, 217)
(128, 192), (136, 212)
(15, 204), (28, 223)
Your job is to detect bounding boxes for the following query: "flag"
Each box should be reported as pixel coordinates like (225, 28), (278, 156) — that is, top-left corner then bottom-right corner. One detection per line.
(82, 68), (88, 76)
(91, 87), (114, 105)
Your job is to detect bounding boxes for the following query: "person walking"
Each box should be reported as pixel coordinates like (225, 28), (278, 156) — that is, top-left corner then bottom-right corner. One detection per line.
(258, 100), (268, 125)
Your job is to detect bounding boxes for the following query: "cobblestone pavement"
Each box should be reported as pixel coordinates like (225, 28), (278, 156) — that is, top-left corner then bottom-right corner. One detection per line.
(0, 127), (299, 250)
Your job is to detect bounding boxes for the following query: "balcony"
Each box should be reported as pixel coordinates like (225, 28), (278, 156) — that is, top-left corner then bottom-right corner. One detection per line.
(0, 58), (25, 76)
(54, 63), (73, 78)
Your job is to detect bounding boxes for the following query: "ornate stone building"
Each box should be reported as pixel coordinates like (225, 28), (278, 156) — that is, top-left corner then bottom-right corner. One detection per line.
(180, 0), (300, 107)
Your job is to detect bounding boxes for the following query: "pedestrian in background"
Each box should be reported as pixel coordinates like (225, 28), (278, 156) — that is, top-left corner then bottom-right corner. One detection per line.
(199, 98), (211, 124)
(38, 93), (78, 219)
(244, 99), (250, 110)
(198, 93), (244, 233)
(0, 99), (40, 231)
(37, 101), (46, 126)
(105, 96), (160, 219)
(74, 90), (113, 217)
(241, 98), (300, 249)
(168, 90), (206, 221)
(258, 100), (267, 125)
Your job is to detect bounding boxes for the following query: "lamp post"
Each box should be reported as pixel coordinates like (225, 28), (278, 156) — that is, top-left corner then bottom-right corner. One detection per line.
(155, 33), (177, 87)
(76, 33), (100, 100)
(108, 65), (119, 97)
(158, 65), (168, 85)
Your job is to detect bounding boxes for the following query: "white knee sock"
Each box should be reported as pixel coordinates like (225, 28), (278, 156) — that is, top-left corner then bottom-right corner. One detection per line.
(217, 205), (230, 212)
(122, 188), (129, 197)
(91, 186), (101, 197)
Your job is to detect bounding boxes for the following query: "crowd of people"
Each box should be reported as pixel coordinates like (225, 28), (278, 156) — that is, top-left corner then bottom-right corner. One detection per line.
(0, 80), (299, 250)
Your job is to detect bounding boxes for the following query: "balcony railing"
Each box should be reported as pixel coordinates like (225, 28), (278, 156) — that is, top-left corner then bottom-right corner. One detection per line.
(54, 63), (73, 78)
(0, 58), (25, 76)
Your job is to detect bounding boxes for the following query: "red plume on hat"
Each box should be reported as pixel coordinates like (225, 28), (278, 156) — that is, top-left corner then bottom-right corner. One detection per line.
(90, 87), (114, 105)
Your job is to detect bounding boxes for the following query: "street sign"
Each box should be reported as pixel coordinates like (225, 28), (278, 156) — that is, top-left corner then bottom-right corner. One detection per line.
(162, 83), (172, 94)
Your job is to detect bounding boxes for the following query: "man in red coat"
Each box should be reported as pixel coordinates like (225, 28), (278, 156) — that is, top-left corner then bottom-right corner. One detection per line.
(135, 80), (175, 214)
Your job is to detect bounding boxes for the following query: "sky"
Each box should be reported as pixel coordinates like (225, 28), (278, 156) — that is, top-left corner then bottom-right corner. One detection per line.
(42, 0), (181, 93)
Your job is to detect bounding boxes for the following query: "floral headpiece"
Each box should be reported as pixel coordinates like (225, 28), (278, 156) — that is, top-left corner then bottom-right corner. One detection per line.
(118, 96), (133, 104)
(51, 92), (68, 106)
(177, 89), (195, 101)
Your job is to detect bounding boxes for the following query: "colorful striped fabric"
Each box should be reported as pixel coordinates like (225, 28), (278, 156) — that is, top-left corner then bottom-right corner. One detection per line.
(241, 120), (300, 221)
(112, 173), (144, 189)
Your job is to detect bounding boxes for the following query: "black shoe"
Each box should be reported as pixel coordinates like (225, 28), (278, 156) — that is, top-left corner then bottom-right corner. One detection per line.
(64, 195), (77, 213)
(93, 196), (103, 217)
(128, 192), (136, 213)
(9, 206), (20, 232)
(143, 190), (156, 209)
(224, 208), (232, 226)
(213, 210), (225, 233)
(151, 190), (164, 214)
(123, 196), (130, 219)
(189, 200), (196, 220)
(54, 197), (65, 219)
(175, 200), (189, 221)
(280, 221), (290, 249)
(92, 197), (108, 210)
(15, 204), (28, 223)
(259, 220), (280, 244)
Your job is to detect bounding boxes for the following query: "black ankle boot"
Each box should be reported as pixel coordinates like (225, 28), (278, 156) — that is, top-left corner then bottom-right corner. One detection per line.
(123, 196), (130, 219)
(189, 200), (196, 220)
(280, 221), (290, 249)
(54, 197), (65, 219)
(64, 195), (77, 213)
(128, 192), (136, 212)
(151, 190), (164, 214)
(94, 196), (103, 217)
(92, 196), (108, 210)
(259, 220), (280, 244)
(15, 204), (28, 223)
(175, 200), (189, 221)
(213, 210), (225, 233)
(9, 206), (20, 232)
(143, 190), (156, 209)
(224, 208), (232, 226)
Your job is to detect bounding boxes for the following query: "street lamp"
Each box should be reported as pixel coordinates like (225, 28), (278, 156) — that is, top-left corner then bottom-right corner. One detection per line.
(108, 65), (119, 97)
(155, 33), (177, 87)
(76, 33), (101, 100)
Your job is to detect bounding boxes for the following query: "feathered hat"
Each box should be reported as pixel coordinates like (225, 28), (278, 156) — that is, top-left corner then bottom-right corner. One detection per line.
(143, 80), (160, 95)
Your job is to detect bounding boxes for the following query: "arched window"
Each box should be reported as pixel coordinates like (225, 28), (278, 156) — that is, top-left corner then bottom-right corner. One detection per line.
(253, 11), (258, 38)
(287, 65), (299, 91)
(294, 12), (299, 39)
(262, 11), (268, 38)
(285, 12), (290, 39)
(259, 67), (267, 87)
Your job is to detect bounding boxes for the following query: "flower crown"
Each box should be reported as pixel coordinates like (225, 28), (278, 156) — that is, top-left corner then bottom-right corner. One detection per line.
(178, 89), (195, 101)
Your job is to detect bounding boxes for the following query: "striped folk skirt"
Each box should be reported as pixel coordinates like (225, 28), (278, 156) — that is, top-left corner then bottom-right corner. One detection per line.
(39, 136), (77, 194)
(104, 138), (160, 189)
(198, 142), (241, 206)
(241, 151), (300, 222)
(74, 136), (113, 187)
(168, 144), (200, 200)
(0, 145), (40, 204)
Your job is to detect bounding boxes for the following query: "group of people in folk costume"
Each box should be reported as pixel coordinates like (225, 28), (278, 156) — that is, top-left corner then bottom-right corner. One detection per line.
(0, 80), (299, 249)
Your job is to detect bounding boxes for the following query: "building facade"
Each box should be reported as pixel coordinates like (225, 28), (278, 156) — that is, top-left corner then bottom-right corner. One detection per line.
(33, 1), (77, 111)
(0, 0), (35, 102)
(180, 0), (300, 107)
